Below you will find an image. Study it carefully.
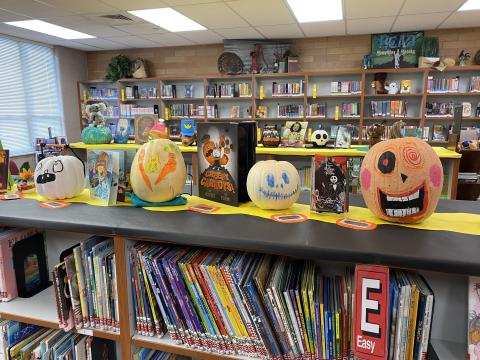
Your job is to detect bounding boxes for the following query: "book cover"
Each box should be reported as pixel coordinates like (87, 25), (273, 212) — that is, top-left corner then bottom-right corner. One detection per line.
(65, 254), (83, 329)
(197, 122), (238, 205)
(0, 149), (9, 193)
(53, 262), (75, 331)
(311, 156), (349, 213)
(134, 114), (158, 144)
(335, 126), (352, 148)
(469, 277), (480, 359)
(281, 121), (308, 148)
(87, 150), (119, 206)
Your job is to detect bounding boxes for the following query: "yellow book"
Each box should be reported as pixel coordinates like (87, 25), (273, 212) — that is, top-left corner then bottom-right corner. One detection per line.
(313, 83), (317, 99)
(307, 128), (312, 142)
(121, 88), (126, 101)
(83, 89), (87, 102)
(406, 283), (420, 360)
(335, 105), (340, 120)
(320, 303), (326, 357)
(165, 107), (170, 120)
(259, 85), (264, 100)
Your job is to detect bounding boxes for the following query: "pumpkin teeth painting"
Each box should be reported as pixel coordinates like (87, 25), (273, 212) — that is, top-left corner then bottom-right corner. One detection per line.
(360, 137), (443, 224)
(247, 160), (300, 210)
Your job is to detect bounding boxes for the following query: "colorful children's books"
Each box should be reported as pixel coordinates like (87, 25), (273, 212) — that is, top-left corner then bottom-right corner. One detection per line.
(87, 150), (119, 206)
(197, 121), (256, 206)
(311, 156), (349, 213)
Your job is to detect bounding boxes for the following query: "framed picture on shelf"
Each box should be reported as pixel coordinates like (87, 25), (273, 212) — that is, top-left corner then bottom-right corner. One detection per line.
(371, 31), (423, 68)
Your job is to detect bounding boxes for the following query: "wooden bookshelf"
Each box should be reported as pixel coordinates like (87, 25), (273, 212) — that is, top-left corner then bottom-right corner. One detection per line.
(77, 65), (480, 144)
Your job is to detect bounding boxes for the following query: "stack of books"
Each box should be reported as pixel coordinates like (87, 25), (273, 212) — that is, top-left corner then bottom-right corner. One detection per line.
(427, 76), (460, 93)
(52, 236), (119, 333)
(339, 102), (360, 117)
(370, 100), (408, 117)
(168, 104), (203, 118)
(124, 86), (158, 99)
(206, 83), (236, 98)
(330, 81), (362, 95)
(120, 104), (156, 118)
(129, 243), (435, 360)
(0, 320), (116, 359)
(272, 80), (304, 96)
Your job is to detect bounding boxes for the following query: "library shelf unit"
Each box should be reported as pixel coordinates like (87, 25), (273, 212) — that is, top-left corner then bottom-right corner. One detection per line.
(78, 65), (480, 146)
(0, 195), (478, 359)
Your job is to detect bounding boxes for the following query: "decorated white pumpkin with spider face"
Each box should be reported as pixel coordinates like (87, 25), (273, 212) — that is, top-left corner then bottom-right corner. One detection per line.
(34, 156), (85, 199)
(247, 160), (300, 210)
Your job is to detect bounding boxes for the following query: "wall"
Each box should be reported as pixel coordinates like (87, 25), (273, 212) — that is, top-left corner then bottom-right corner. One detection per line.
(55, 46), (88, 142)
(87, 27), (480, 79)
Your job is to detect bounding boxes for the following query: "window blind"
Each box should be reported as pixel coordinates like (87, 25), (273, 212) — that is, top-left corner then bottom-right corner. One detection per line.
(0, 37), (64, 156)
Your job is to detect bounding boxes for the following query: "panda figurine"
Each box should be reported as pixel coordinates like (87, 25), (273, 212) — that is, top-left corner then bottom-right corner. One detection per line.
(311, 129), (330, 147)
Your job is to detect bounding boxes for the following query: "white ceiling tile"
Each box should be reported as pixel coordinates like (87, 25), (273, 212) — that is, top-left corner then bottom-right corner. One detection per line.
(300, 20), (346, 37)
(345, 0), (403, 19)
(164, 0), (219, 5)
(113, 23), (167, 35)
(401, 0), (465, 15)
(73, 37), (127, 50)
(0, 9), (30, 21)
(176, 30), (223, 44)
(440, 10), (480, 29)
(106, 35), (158, 47)
(347, 16), (395, 35)
(36, 0), (117, 14)
(226, 0), (294, 26)
(141, 32), (195, 46)
(1, 0), (73, 18)
(392, 12), (451, 32)
(255, 24), (303, 39)
(174, 3), (248, 29)
(100, 0), (169, 11)
(215, 26), (263, 39)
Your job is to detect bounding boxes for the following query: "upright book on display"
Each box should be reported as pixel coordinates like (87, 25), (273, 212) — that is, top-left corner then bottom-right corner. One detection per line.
(87, 150), (119, 205)
(311, 155), (349, 213)
(197, 121), (256, 206)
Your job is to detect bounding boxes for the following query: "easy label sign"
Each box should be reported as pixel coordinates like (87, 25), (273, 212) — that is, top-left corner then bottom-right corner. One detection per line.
(354, 265), (389, 360)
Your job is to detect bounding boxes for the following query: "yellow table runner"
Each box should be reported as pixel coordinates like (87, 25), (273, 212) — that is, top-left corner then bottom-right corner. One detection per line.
(22, 190), (480, 236)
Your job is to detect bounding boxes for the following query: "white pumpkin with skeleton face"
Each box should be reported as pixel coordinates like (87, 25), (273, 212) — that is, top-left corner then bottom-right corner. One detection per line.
(34, 156), (85, 200)
(247, 160), (300, 210)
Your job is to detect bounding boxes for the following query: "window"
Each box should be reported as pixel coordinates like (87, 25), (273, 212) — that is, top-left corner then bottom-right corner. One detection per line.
(0, 36), (64, 156)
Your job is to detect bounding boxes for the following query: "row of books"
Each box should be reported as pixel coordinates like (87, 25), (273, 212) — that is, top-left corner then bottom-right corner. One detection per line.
(101, 105), (119, 118)
(469, 76), (480, 92)
(85, 87), (117, 100)
(161, 84), (194, 99)
(206, 83), (251, 98)
(306, 103), (327, 117)
(52, 236), (120, 332)
(277, 104), (304, 118)
(370, 100), (408, 117)
(425, 102), (454, 117)
(0, 320), (116, 360)
(134, 348), (189, 360)
(129, 242), (435, 360)
(120, 104), (157, 118)
(330, 81), (362, 94)
(298, 166), (312, 190)
(427, 76), (460, 93)
(272, 80), (304, 96)
(123, 86), (158, 100)
(166, 104), (203, 118)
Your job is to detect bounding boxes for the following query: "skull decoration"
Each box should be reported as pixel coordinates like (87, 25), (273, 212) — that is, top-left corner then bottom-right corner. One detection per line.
(311, 129), (330, 147)
(130, 139), (187, 203)
(247, 160), (300, 210)
(360, 137), (443, 224)
(34, 156), (85, 200)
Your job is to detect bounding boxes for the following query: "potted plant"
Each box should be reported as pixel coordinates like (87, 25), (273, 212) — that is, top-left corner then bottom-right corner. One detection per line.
(418, 37), (439, 68)
(105, 55), (132, 81)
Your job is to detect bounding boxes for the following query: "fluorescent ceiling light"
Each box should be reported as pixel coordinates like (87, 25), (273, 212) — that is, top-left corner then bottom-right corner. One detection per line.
(4, 20), (94, 39)
(286, 0), (343, 22)
(458, 0), (480, 10)
(128, 8), (206, 32)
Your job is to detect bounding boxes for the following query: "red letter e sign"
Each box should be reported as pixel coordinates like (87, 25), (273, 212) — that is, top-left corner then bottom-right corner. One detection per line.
(354, 265), (389, 360)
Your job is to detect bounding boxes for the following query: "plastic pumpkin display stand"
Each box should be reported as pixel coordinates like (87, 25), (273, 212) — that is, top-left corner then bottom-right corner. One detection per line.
(21, 189), (480, 236)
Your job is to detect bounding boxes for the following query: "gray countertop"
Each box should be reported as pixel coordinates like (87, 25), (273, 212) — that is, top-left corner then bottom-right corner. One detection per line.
(0, 195), (478, 275)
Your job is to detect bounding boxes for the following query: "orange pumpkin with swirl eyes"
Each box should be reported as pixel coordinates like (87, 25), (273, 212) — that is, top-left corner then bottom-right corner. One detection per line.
(360, 137), (443, 224)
